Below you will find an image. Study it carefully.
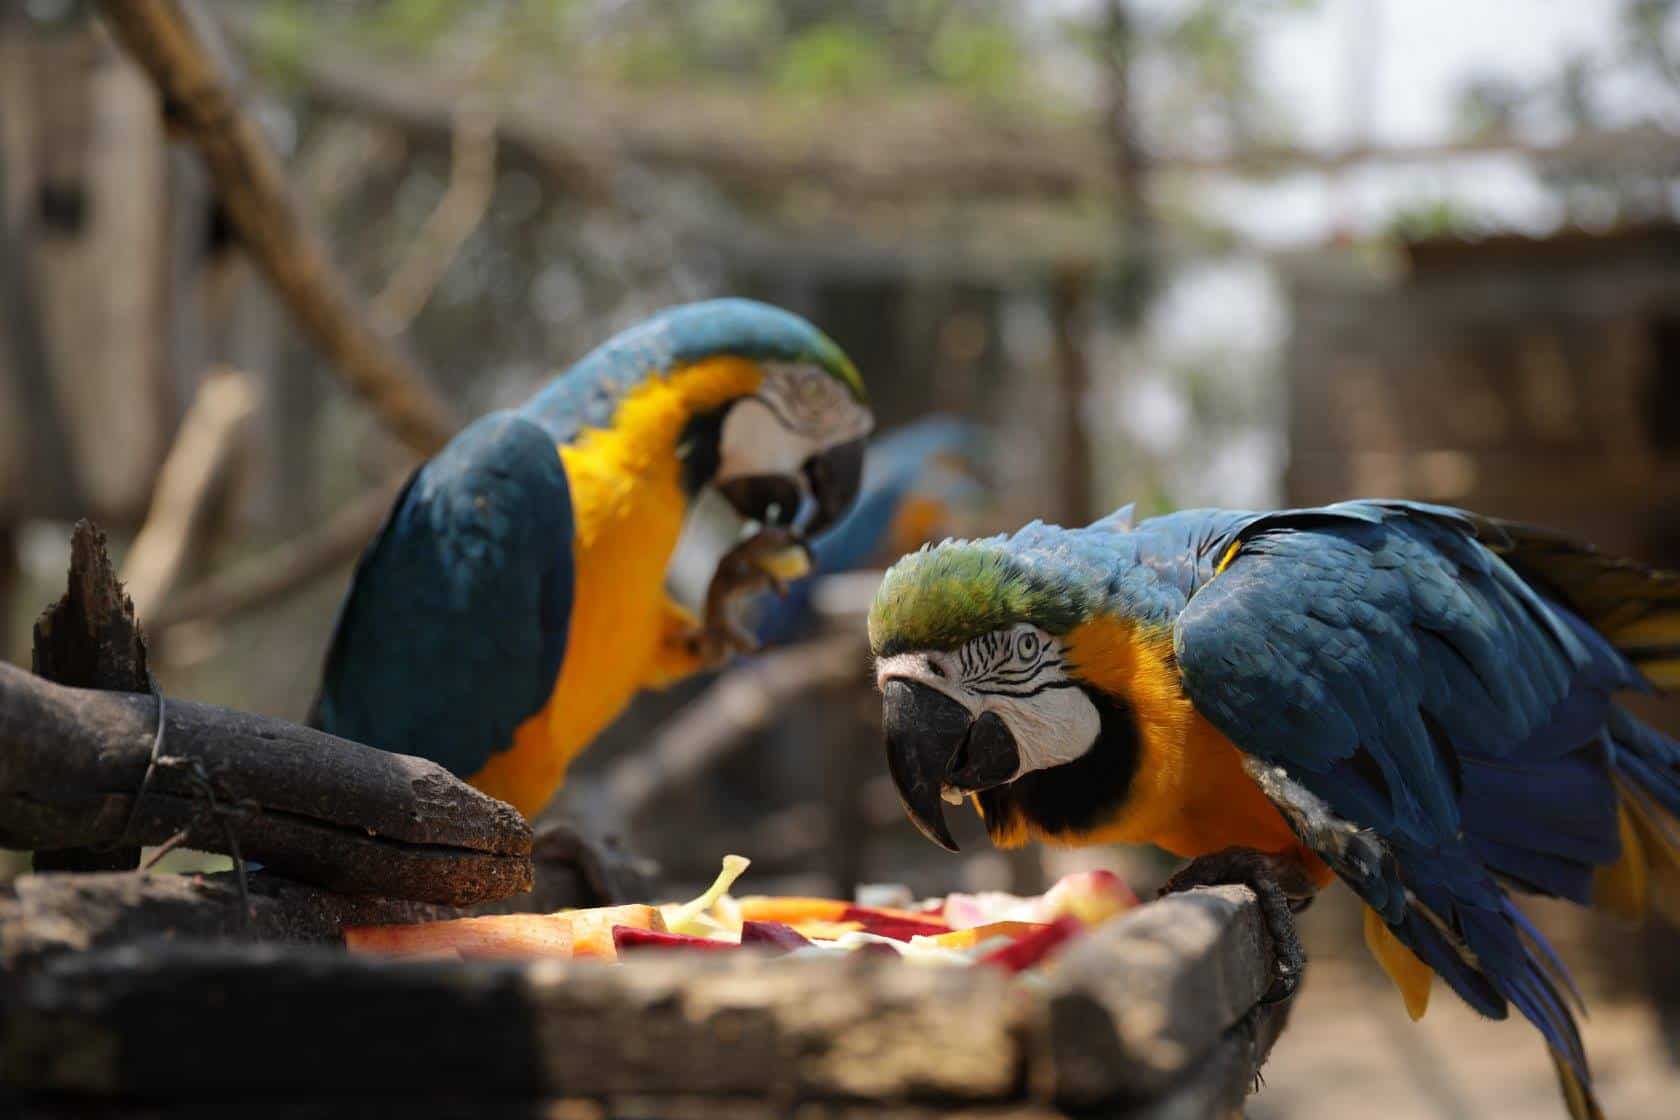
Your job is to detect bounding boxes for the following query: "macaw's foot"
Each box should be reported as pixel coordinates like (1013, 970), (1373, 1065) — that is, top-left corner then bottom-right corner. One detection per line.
(689, 528), (814, 666)
(1158, 846), (1316, 1005)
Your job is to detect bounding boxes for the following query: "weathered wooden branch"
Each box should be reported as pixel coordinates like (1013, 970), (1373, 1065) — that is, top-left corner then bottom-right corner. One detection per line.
(2, 885), (1283, 1118)
(94, 0), (458, 456)
(29, 522), (152, 873)
(150, 472), (406, 628)
(31, 523), (150, 695)
(121, 368), (259, 622)
(604, 633), (868, 819)
(0, 660), (532, 905)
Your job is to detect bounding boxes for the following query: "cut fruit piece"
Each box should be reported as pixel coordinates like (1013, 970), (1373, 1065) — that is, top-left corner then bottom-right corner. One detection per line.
(737, 897), (849, 924)
(345, 914), (573, 960)
(1038, 869), (1138, 926)
(977, 916), (1084, 973)
(921, 921), (1047, 951)
(563, 904), (666, 960)
(613, 927), (740, 953)
(740, 921), (813, 953)
(662, 854), (751, 935)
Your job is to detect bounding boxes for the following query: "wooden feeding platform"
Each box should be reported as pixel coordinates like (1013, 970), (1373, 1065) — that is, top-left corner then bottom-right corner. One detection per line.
(0, 526), (1294, 1118)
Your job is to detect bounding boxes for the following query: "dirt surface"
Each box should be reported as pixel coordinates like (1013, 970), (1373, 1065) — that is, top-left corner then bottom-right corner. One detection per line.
(1250, 893), (1680, 1120)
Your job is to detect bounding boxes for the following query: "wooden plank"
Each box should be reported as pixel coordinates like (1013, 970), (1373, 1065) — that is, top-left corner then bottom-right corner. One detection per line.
(3, 944), (1025, 1102)
(1, 887), (1286, 1119)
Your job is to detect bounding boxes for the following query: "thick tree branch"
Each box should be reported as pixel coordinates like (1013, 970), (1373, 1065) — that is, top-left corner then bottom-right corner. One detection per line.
(95, 0), (458, 455)
(0, 659), (531, 905)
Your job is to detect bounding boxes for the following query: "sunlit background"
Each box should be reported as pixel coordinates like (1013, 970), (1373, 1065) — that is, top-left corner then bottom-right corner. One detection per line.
(2, 1), (1679, 1116)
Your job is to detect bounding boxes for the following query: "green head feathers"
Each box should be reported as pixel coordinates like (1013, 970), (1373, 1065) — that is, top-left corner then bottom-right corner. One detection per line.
(869, 537), (1095, 656)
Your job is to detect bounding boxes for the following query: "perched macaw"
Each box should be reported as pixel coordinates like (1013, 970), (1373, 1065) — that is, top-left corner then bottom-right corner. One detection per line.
(869, 499), (1680, 1120)
(750, 415), (987, 647)
(311, 300), (872, 818)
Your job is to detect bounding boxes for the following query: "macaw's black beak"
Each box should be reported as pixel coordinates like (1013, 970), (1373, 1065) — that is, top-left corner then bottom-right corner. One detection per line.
(881, 679), (1020, 853)
(717, 473), (802, 528)
(714, 438), (866, 536)
(802, 436), (866, 536)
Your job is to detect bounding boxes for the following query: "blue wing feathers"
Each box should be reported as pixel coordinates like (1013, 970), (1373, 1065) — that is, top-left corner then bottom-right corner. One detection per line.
(1169, 500), (1660, 1091)
(311, 412), (574, 778)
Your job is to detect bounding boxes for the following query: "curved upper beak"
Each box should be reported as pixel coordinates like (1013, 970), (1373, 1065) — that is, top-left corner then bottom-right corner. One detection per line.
(881, 678), (1020, 853)
(802, 436), (866, 536)
(716, 437), (866, 536)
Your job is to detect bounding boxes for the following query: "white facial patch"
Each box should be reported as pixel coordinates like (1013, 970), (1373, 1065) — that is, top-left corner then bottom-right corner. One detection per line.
(716, 362), (873, 484)
(875, 624), (1101, 790)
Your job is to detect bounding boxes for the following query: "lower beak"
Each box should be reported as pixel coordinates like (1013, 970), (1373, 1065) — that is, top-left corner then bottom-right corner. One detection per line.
(881, 679), (1020, 853)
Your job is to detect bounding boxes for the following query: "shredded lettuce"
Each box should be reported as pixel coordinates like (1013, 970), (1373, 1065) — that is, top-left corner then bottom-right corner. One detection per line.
(661, 854), (751, 936)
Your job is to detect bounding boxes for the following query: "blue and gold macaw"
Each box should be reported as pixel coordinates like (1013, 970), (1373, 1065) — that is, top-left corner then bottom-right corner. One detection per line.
(311, 300), (872, 818)
(750, 415), (987, 647)
(869, 500), (1680, 1120)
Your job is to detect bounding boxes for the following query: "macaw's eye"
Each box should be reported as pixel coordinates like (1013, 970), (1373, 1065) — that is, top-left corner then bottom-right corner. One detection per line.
(1015, 631), (1039, 661)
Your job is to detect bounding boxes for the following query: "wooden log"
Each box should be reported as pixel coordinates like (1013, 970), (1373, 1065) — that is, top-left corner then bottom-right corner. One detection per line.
(1, 887), (1284, 1119)
(30, 522), (150, 873)
(93, 0), (458, 456)
(0, 661), (532, 905)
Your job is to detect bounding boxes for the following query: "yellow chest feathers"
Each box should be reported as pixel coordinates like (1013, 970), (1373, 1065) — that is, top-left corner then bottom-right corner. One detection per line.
(1056, 614), (1322, 868)
(467, 358), (762, 817)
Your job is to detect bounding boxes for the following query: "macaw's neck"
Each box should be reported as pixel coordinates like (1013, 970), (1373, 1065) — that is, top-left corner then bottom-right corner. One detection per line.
(1044, 614), (1329, 880)
(470, 358), (763, 818)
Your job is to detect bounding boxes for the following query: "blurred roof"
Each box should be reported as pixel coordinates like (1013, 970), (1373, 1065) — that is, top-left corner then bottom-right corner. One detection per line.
(1404, 221), (1680, 277)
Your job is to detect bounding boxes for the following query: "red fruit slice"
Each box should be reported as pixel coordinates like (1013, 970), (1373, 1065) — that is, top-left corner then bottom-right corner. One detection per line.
(977, 916), (1084, 973)
(739, 921), (813, 952)
(612, 926), (739, 953)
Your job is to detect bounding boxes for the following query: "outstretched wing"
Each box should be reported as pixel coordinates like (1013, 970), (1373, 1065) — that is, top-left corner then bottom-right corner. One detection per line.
(311, 412), (574, 780)
(1174, 501), (1639, 1095)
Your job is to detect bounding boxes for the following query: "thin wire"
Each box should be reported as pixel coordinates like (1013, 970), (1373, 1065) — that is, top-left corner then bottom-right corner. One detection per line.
(120, 677), (169, 847)
(121, 676), (253, 934)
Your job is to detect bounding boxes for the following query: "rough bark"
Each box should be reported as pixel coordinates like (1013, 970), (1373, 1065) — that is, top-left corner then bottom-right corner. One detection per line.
(29, 522), (150, 873)
(0, 659), (532, 905)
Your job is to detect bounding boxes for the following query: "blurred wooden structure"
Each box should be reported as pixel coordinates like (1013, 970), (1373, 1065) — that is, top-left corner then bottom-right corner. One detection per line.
(3, 884), (1290, 1120)
(1284, 224), (1680, 562)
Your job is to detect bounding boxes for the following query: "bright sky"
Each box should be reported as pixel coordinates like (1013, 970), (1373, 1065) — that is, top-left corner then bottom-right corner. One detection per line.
(1264, 0), (1624, 150)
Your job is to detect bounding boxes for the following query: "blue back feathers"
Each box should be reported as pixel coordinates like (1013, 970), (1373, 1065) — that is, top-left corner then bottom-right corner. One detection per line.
(310, 412), (574, 778)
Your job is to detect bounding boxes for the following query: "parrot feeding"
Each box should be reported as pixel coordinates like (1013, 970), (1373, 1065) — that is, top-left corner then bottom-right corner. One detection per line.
(869, 499), (1680, 1120)
(312, 299), (872, 818)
